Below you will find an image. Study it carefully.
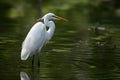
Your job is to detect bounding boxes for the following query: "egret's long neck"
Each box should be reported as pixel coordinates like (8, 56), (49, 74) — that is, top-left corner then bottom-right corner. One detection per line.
(44, 17), (49, 25)
(46, 21), (55, 40)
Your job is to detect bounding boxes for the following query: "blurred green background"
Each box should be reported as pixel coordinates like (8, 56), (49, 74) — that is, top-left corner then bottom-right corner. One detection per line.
(0, 0), (120, 80)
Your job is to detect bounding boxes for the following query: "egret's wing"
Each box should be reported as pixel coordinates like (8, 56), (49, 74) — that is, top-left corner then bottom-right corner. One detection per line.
(21, 22), (46, 60)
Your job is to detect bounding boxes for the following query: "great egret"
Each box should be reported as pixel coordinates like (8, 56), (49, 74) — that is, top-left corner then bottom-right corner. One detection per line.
(21, 13), (67, 67)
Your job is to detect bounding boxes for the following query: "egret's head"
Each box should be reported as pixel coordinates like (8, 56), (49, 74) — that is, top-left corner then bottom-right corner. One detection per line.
(37, 13), (67, 22)
(43, 13), (56, 20)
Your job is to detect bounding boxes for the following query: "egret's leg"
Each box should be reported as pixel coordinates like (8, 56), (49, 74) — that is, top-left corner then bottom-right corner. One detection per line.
(38, 52), (40, 67)
(32, 55), (35, 66)
(31, 66), (34, 80)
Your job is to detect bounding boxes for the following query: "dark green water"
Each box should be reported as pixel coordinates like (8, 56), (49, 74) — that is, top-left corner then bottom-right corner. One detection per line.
(0, 0), (120, 80)
(0, 23), (120, 80)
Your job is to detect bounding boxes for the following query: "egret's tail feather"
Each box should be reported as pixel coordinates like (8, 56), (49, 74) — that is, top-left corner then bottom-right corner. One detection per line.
(21, 49), (30, 60)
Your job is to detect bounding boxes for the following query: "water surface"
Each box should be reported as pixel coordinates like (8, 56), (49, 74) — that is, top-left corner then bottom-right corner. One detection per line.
(0, 0), (120, 80)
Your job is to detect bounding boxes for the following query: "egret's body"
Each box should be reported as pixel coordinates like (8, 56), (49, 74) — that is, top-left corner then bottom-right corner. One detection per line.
(21, 22), (46, 60)
(21, 13), (67, 67)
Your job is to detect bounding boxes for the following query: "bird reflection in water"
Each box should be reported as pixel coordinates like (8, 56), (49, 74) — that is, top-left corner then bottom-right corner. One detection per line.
(20, 72), (30, 80)
(20, 68), (40, 80)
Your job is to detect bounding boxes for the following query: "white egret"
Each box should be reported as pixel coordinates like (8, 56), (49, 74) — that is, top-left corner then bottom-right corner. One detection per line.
(21, 13), (67, 67)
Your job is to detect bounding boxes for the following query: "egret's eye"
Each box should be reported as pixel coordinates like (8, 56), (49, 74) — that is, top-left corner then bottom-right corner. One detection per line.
(51, 15), (58, 20)
(52, 15), (57, 18)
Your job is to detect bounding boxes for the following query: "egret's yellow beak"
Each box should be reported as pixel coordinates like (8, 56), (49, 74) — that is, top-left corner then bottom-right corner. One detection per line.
(55, 16), (68, 21)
